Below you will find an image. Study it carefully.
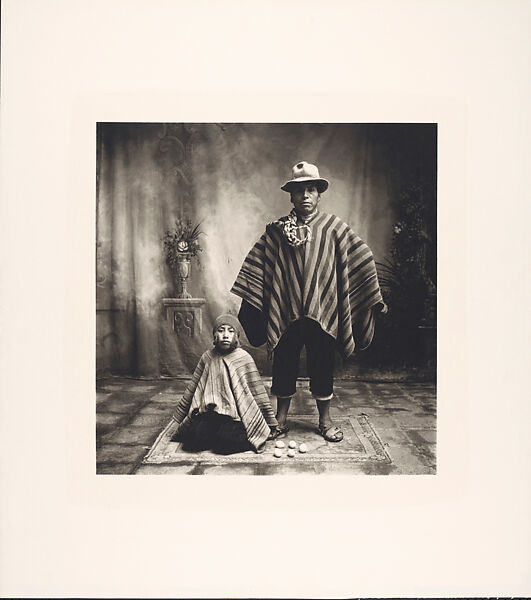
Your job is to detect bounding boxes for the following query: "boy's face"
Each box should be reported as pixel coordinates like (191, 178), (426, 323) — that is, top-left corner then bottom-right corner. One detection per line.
(214, 324), (237, 352)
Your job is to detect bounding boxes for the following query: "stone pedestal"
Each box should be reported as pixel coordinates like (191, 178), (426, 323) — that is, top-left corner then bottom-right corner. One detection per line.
(162, 298), (206, 338)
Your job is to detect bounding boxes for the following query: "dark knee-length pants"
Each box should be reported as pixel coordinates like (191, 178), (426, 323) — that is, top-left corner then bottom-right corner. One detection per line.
(270, 318), (335, 400)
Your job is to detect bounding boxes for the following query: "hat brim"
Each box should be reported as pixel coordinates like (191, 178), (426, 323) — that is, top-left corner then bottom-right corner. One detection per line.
(281, 178), (329, 193)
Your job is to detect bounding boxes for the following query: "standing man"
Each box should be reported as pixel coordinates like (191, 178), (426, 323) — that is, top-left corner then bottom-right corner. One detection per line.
(231, 161), (387, 442)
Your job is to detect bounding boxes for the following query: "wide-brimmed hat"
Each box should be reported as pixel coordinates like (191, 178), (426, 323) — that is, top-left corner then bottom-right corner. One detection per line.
(281, 161), (329, 193)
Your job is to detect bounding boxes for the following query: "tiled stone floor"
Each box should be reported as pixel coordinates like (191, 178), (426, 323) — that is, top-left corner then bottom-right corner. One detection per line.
(96, 377), (436, 475)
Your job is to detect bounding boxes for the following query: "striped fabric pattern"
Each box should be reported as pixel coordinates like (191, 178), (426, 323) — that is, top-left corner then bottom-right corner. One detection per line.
(231, 211), (383, 357)
(172, 348), (278, 453)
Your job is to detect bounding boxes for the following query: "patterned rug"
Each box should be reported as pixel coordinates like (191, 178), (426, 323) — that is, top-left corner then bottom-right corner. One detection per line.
(143, 414), (391, 465)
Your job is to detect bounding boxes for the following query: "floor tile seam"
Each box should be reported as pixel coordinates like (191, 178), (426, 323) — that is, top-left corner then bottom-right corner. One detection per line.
(140, 398), (178, 404)
(395, 382), (437, 400)
(401, 447), (437, 468)
(96, 382), (164, 389)
(137, 406), (176, 413)
(95, 392), (154, 404)
(99, 438), (156, 448)
(99, 390), (160, 405)
(99, 457), (149, 473)
(381, 437), (435, 449)
(111, 396), (165, 427)
(384, 425), (435, 433)
(100, 435), (162, 444)
(97, 458), (147, 468)
(130, 419), (173, 427)
(99, 439), (160, 447)
(383, 450), (434, 468)
(365, 398), (416, 403)
(96, 401), (159, 424)
(405, 431), (437, 447)
(382, 438), (431, 452)
(373, 432), (424, 449)
(96, 418), (131, 428)
(99, 420), (171, 432)
(387, 436), (436, 454)
(133, 408), (175, 415)
(96, 410), (147, 416)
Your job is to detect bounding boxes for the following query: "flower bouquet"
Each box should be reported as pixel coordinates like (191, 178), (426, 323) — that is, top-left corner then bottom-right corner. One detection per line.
(163, 219), (204, 298)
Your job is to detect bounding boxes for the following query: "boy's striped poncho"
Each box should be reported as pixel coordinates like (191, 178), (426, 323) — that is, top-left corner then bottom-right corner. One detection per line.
(231, 211), (384, 357)
(171, 347), (278, 453)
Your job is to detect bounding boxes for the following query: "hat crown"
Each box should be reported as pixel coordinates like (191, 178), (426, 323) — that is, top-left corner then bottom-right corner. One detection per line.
(291, 161), (320, 180)
(281, 161), (329, 193)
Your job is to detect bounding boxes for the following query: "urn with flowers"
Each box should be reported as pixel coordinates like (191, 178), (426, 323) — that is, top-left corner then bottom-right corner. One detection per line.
(163, 219), (203, 299)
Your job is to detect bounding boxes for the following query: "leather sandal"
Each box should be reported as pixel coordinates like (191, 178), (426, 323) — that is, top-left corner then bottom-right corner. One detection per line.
(318, 423), (343, 442)
(267, 425), (290, 440)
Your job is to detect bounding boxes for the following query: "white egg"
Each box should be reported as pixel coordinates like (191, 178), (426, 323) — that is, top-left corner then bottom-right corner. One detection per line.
(275, 440), (285, 449)
(273, 448), (283, 458)
(287, 449), (296, 457)
(288, 440), (297, 449)
(299, 443), (308, 453)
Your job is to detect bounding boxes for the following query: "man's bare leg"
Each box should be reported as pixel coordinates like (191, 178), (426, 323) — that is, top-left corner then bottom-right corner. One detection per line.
(275, 396), (292, 429)
(316, 398), (343, 442)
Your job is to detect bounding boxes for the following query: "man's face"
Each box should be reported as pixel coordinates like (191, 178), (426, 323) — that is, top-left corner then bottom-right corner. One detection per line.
(290, 183), (320, 216)
(214, 324), (237, 352)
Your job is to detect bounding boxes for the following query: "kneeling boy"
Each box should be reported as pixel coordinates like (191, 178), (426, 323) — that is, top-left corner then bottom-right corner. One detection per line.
(171, 314), (278, 454)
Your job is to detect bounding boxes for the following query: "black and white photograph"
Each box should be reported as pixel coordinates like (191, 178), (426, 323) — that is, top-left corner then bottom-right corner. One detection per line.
(2, 1), (530, 598)
(96, 122), (437, 475)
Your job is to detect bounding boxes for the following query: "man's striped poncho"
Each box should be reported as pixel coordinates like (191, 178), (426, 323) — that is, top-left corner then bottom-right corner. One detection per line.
(171, 347), (278, 453)
(231, 211), (384, 357)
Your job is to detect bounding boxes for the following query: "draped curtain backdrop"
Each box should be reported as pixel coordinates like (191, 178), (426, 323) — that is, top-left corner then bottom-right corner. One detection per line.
(96, 123), (436, 378)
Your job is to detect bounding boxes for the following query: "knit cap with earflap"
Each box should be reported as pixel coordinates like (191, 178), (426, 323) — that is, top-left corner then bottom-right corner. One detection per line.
(212, 314), (242, 337)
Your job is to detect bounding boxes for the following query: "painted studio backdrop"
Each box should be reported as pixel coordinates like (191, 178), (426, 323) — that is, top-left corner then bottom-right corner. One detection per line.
(96, 123), (437, 379)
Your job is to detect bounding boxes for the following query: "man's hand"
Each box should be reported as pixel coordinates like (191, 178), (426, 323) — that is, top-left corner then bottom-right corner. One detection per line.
(379, 302), (389, 315)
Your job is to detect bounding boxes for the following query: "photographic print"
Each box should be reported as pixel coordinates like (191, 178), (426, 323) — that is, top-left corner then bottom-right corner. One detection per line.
(4, 0), (530, 596)
(96, 122), (437, 475)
